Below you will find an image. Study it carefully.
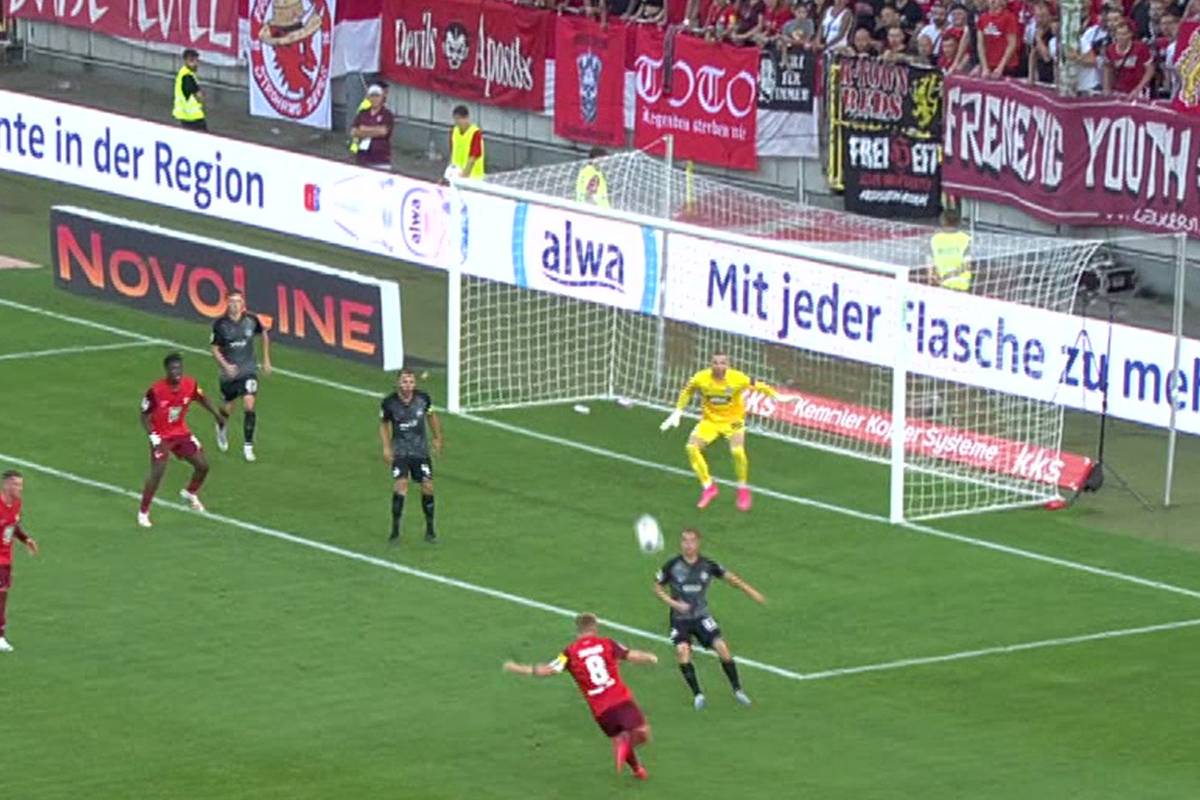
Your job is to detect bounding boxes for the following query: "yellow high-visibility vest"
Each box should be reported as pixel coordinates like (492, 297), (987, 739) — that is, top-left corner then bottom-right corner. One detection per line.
(349, 96), (372, 153)
(451, 124), (485, 178)
(575, 164), (609, 207)
(930, 230), (973, 292)
(172, 66), (204, 122)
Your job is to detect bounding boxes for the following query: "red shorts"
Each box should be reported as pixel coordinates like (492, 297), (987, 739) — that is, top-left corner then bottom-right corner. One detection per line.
(595, 701), (645, 738)
(0, 564), (11, 591)
(152, 434), (201, 462)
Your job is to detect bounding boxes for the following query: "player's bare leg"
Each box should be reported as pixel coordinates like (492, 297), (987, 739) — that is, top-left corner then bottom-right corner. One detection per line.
(675, 642), (706, 709)
(420, 478), (436, 543)
(628, 724), (651, 780)
(713, 637), (750, 705)
(216, 402), (232, 452)
(729, 430), (752, 511)
(139, 456), (169, 527)
(390, 475), (408, 543)
(179, 450), (210, 512)
(686, 435), (718, 508)
(241, 393), (258, 461)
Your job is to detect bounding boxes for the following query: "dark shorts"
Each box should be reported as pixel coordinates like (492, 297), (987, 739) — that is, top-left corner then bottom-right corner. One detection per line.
(595, 701), (645, 738)
(220, 374), (259, 403)
(669, 615), (722, 648)
(180, 118), (208, 131)
(391, 456), (433, 482)
(153, 435), (201, 463)
(0, 564), (10, 592)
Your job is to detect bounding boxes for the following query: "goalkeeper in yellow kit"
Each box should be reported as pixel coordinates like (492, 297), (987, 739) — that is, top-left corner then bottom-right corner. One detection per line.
(660, 352), (778, 511)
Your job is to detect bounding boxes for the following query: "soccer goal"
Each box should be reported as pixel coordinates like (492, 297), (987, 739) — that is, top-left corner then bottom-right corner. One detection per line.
(445, 150), (1101, 523)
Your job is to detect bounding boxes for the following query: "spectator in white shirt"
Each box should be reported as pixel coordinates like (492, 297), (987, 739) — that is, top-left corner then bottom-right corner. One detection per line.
(1068, 12), (1108, 93)
(919, 2), (947, 55)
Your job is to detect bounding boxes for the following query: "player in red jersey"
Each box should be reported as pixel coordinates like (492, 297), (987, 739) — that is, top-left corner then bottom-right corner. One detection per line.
(1, 469), (39, 653)
(504, 613), (659, 780)
(138, 353), (224, 528)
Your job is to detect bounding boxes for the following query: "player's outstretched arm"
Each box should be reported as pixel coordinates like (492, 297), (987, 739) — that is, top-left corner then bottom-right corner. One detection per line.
(725, 570), (766, 605)
(503, 660), (558, 678)
(660, 377), (697, 431)
(654, 582), (691, 614)
(195, 389), (224, 425)
(625, 649), (659, 665)
(14, 525), (37, 556)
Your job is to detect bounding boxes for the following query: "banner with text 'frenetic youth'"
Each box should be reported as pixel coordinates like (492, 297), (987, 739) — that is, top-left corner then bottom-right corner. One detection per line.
(944, 75), (1200, 238)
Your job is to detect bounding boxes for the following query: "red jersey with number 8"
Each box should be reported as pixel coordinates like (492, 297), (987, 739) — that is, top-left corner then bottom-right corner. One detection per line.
(142, 377), (204, 439)
(552, 635), (634, 718)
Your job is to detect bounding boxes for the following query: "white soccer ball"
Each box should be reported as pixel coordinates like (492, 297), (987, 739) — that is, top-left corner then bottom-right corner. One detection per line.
(635, 514), (664, 554)
(443, 165), (463, 182)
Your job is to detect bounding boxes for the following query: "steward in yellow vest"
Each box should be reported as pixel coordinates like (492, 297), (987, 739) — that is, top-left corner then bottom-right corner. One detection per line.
(173, 49), (206, 131)
(575, 148), (610, 207)
(929, 208), (973, 292)
(448, 105), (485, 180)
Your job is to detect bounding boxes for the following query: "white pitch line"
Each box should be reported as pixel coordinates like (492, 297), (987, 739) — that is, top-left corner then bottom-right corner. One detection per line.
(3, 448), (1198, 685)
(2, 296), (1200, 604)
(0, 340), (161, 363)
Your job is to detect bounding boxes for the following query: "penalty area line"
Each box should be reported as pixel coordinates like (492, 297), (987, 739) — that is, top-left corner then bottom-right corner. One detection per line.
(2, 449), (1199, 685)
(3, 295), (1200, 604)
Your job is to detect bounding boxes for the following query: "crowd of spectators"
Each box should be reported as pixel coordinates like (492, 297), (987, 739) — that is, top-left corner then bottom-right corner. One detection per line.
(537, 0), (1193, 100)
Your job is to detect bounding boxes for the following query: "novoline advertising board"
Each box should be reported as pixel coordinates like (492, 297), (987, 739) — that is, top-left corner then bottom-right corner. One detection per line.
(51, 206), (404, 369)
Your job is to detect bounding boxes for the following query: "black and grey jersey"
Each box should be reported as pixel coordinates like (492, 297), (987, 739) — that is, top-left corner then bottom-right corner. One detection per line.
(380, 391), (434, 459)
(211, 313), (264, 379)
(656, 555), (726, 621)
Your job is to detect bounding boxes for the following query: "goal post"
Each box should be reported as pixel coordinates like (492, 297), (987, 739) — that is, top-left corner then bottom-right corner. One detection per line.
(445, 152), (1101, 522)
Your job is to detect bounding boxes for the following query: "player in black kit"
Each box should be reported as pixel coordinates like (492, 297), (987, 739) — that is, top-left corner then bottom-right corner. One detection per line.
(379, 369), (444, 543)
(210, 290), (272, 462)
(654, 527), (765, 710)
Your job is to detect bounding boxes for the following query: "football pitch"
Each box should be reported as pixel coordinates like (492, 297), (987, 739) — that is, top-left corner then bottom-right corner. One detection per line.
(3, 173), (1200, 799)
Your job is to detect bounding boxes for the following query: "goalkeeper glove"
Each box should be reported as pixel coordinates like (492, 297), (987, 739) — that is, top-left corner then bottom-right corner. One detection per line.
(149, 432), (162, 447)
(659, 410), (683, 431)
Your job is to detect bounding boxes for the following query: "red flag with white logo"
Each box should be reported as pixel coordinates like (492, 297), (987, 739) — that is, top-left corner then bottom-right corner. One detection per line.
(554, 16), (627, 148)
(633, 28), (759, 170)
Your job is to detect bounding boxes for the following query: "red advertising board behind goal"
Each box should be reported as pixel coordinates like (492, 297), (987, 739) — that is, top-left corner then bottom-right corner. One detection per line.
(744, 388), (1094, 492)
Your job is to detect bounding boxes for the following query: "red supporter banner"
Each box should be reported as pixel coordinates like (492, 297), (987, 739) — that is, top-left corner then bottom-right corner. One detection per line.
(6, 0), (238, 56)
(1172, 22), (1200, 114)
(744, 388), (1094, 492)
(944, 75), (1200, 238)
(634, 28), (758, 170)
(380, 0), (549, 111)
(554, 16), (626, 148)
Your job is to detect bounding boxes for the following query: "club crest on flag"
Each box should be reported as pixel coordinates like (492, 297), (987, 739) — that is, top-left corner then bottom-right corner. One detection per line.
(249, 0), (333, 122)
(576, 50), (602, 124)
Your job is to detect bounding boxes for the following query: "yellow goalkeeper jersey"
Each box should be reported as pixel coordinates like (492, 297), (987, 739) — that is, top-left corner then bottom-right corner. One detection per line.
(675, 368), (776, 424)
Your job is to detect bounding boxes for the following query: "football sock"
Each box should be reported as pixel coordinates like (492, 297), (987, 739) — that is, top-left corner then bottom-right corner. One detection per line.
(140, 487), (155, 514)
(680, 663), (702, 696)
(625, 746), (641, 769)
(391, 493), (405, 532)
(219, 408), (231, 425)
(244, 411), (257, 444)
(0, 591), (8, 636)
(685, 444), (712, 487)
(421, 494), (435, 530)
(731, 446), (749, 486)
(186, 473), (206, 494)
(721, 658), (742, 691)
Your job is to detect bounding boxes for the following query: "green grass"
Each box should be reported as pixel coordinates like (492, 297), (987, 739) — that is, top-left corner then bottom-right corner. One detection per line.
(3, 171), (1200, 798)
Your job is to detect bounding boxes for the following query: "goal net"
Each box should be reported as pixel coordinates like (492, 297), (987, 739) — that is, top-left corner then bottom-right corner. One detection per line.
(449, 151), (1100, 522)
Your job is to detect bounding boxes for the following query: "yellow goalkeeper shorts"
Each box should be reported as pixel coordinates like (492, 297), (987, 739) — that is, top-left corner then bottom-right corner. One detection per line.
(690, 418), (744, 444)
